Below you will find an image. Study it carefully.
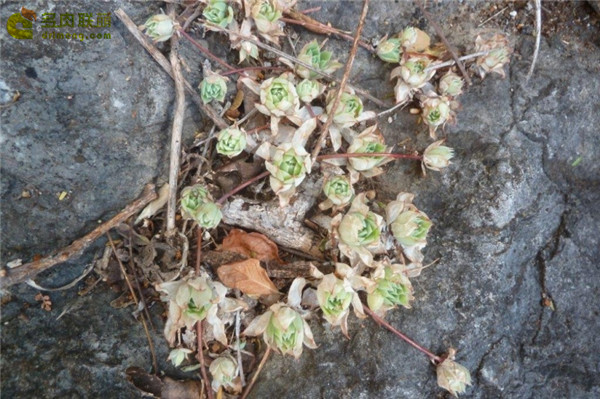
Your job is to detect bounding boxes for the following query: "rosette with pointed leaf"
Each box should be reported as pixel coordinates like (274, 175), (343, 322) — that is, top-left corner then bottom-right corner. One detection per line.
(209, 354), (242, 393)
(376, 37), (403, 63)
(385, 193), (431, 264)
(216, 127), (247, 157)
(421, 96), (451, 139)
(436, 348), (472, 397)
(367, 261), (414, 317)
(255, 118), (316, 206)
(251, 0), (284, 43)
(422, 140), (454, 172)
(295, 40), (343, 79)
(180, 184), (222, 229)
(475, 33), (511, 78)
(202, 0), (234, 29)
(391, 55), (437, 104)
(199, 73), (228, 105)
(333, 194), (384, 267)
(243, 278), (316, 358)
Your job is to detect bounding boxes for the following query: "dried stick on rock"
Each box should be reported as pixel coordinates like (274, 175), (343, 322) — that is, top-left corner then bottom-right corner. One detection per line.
(0, 184), (157, 289)
(166, 27), (186, 233)
(240, 347), (272, 399)
(115, 8), (228, 130)
(418, 1), (472, 86)
(526, 0), (542, 82)
(311, 0), (370, 161)
(282, 9), (375, 53)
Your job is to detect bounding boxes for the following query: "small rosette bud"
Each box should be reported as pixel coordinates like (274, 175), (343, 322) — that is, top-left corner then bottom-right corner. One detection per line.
(398, 56), (436, 88)
(243, 303), (317, 358)
(323, 175), (354, 206)
(296, 40), (343, 79)
(436, 349), (472, 397)
(199, 74), (228, 105)
(339, 211), (381, 249)
(167, 347), (193, 367)
(346, 125), (391, 175)
(475, 33), (511, 78)
(423, 140), (454, 171)
(257, 76), (300, 118)
(202, 0), (234, 29)
(367, 262), (414, 316)
(421, 97), (451, 138)
(398, 26), (431, 52)
(216, 128), (247, 157)
(386, 193), (431, 263)
(439, 71), (464, 97)
(296, 79), (325, 103)
(143, 14), (175, 42)
(326, 91), (364, 127)
(180, 184), (222, 229)
(209, 355), (241, 393)
(251, 0), (283, 34)
(376, 38), (402, 63)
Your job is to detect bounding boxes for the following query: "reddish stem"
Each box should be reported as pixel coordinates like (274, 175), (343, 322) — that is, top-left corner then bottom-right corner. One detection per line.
(245, 124), (270, 135)
(300, 6), (322, 14)
(363, 305), (442, 364)
(216, 170), (270, 205)
(221, 66), (289, 76)
(178, 29), (235, 71)
(317, 152), (422, 161)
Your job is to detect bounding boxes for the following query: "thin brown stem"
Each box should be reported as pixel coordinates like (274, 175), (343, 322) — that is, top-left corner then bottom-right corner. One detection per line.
(196, 321), (214, 399)
(0, 184), (156, 288)
(317, 152), (422, 161)
(221, 66), (289, 77)
(311, 0), (370, 161)
(300, 6), (321, 14)
(216, 171), (270, 205)
(178, 29), (235, 72)
(281, 13), (375, 53)
(107, 234), (159, 372)
(245, 124), (270, 135)
(418, 1), (472, 86)
(166, 22), (186, 234)
(195, 227), (203, 275)
(363, 305), (442, 364)
(240, 346), (272, 399)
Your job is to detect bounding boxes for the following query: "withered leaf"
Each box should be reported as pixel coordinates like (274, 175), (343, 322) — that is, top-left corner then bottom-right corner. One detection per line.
(21, 7), (37, 21)
(217, 259), (279, 296)
(222, 229), (282, 263)
(161, 377), (203, 399)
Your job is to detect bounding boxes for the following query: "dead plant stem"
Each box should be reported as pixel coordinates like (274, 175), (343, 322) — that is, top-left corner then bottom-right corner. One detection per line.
(0, 184), (156, 288)
(310, 0), (370, 161)
(166, 25), (186, 234)
(240, 346), (272, 399)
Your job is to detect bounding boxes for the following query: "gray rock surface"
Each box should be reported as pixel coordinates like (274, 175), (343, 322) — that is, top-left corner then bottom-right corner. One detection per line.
(2, 1), (599, 399)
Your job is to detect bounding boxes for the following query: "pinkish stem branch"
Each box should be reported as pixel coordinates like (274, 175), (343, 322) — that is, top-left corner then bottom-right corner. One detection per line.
(363, 305), (442, 364)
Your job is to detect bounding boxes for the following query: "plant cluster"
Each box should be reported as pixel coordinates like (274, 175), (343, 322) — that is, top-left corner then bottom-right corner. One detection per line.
(140, 2), (512, 397)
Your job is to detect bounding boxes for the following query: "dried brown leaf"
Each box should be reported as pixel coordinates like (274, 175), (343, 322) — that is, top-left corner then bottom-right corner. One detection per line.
(222, 229), (282, 263)
(161, 377), (203, 399)
(217, 259), (279, 296)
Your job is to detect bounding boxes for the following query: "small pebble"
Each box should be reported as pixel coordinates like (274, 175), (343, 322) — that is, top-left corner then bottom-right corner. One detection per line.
(510, 10), (517, 18)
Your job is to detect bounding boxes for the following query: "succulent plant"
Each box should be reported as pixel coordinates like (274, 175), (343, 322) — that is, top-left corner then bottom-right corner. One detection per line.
(322, 175), (354, 207)
(423, 140), (454, 172)
(180, 184), (222, 229)
(376, 37), (403, 63)
(199, 74), (228, 104)
(438, 71), (464, 97)
(296, 40), (343, 79)
(421, 96), (451, 138)
(216, 128), (247, 157)
(475, 33), (511, 78)
(386, 193), (431, 264)
(436, 349), (472, 397)
(367, 261), (414, 316)
(296, 78), (325, 103)
(209, 354), (242, 393)
(143, 14), (176, 42)
(202, 0), (234, 29)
